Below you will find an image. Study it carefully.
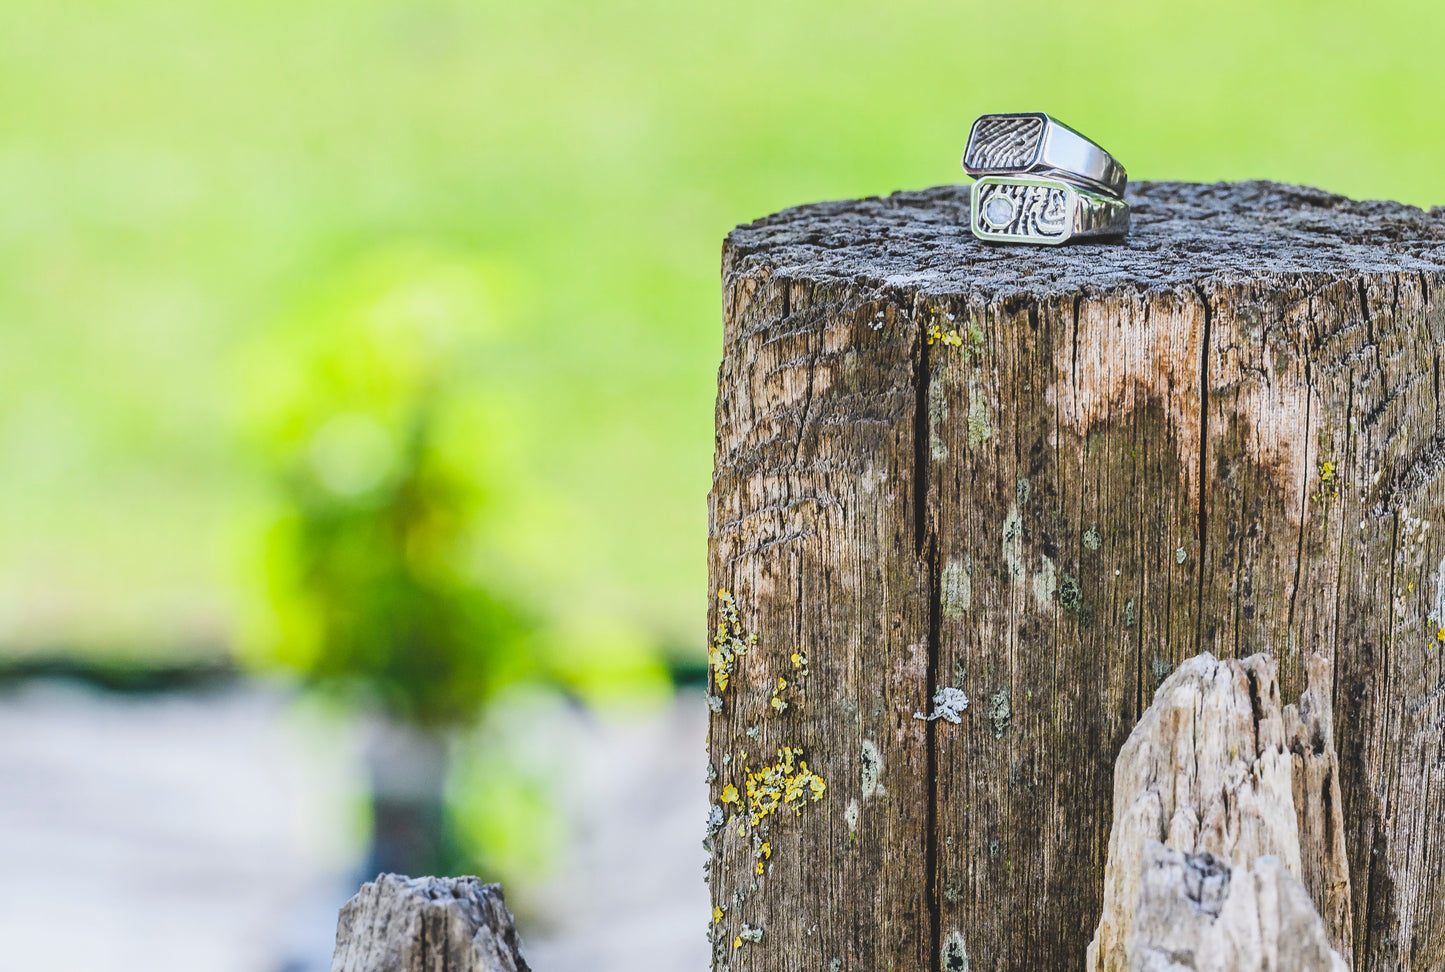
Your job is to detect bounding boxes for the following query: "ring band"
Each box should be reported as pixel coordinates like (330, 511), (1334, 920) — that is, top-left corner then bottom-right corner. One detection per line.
(970, 176), (1130, 246)
(963, 113), (1127, 199)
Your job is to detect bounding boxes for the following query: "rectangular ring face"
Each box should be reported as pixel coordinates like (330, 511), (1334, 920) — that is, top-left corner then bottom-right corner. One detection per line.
(970, 177), (1074, 244)
(963, 113), (1046, 173)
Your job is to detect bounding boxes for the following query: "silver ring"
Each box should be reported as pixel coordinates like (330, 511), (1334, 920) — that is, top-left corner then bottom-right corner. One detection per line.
(970, 176), (1129, 246)
(963, 112), (1126, 199)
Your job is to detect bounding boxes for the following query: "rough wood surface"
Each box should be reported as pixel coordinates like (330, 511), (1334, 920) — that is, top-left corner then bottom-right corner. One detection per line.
(329, 874), (530, 972)
(1086, 652), (1351, 972)
(708, 181), (1445, 972)
(1128, 843), (1348, 972)
(1288, 652), (1355, 961)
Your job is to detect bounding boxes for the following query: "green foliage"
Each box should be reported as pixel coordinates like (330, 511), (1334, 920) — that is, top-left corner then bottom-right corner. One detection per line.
(242, 244), (671, 726)
(1, 0), (1443, 662)
(245, 244), (537, 726)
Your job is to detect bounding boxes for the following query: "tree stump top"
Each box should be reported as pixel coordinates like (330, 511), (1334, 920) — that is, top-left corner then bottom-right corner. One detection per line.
(724, 181), (1445, 298)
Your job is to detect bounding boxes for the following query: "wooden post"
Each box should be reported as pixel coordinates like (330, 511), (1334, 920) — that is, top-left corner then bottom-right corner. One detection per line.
(707, 181), (1445, 972)
(329, 874), (530, 972)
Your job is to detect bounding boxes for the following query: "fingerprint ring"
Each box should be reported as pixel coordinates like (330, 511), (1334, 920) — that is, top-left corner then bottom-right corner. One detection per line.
(963, 112), (1129, 245)
(969, 176), (1130, 246)
(962, 112), (1127, 199)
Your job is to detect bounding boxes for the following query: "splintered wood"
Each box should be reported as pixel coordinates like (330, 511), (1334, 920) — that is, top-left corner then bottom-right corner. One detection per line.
(1088, 653), (1350, 972)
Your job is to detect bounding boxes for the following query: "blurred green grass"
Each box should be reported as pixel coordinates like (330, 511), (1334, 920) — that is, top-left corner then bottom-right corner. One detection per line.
(0, 0), (1441, 663)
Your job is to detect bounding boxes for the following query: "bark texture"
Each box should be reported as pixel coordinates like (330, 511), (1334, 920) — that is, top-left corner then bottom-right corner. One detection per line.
(329, 874), (530, 972)
(708, 181), (1445, 972)
(1087, 652), (1350, 972)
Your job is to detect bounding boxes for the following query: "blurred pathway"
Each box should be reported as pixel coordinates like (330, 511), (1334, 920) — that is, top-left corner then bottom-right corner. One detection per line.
(0, 680), (709, 972)
(0, 680), (362, 972)
(523, 695), (710, 972)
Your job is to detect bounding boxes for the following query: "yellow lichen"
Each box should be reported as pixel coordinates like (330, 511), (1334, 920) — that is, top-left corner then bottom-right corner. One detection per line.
(768, 674), (792, 714)
(1313, 459), (1341, 502)
(754, 861), (765, 875)
(741, 746), (828, 826)
(926, 321), (964, 347)
(720, 783), (740, 805)
(790, 652), (805, 668)
(713, 906), (724, 923)
(711, 589), (752, 692)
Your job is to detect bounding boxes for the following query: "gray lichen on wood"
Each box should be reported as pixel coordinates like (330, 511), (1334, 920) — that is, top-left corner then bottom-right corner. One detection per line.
(329, 874), (530, 972)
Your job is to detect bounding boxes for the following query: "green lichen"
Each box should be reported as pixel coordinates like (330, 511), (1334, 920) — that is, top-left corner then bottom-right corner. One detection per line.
(734, 924), (763, 948)
(965, 401), (988, 447)
(964, 324), (985, 361)
(942, 931), (970, 972)
(1016, 477), (1031, 508)
(1002, 506), (1025, 582)
(860, 739), (884, 799)
(1032, 554), (1057, 611)
(967, 391), (992, 448)
(925, 318), (985, 364)
(988, 689), (1011, 739)
(1083, 525), (1102, 550)
(929, 380), (949, 461)
(1151, 656), (1172, 688)
(941, 557), (972, 618)
(1059, 574), (1083, 612)
(1124, 599), (1136, 628)
(1176, 546), (1188, 565)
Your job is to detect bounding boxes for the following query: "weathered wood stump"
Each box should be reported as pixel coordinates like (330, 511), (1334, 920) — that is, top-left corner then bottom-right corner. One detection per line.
(707, 181), (1445, 972)
(329, 874), (530, 972)
(1088, 652), (1349, 972)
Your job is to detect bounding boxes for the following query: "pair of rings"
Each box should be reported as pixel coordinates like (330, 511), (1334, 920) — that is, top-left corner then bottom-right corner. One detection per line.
(962, 113), (1130, 246)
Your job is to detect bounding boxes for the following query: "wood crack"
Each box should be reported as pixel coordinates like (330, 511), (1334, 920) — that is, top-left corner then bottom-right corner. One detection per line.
(1194, 284), (1212, 653)
(924, 532), (942, 972)
(1288, 357), (1314, 630)
(913, 316), (932, 559)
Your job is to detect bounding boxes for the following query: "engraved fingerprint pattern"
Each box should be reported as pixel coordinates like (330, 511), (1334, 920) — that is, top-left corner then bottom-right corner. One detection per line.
(965, 116), (1044, 171)
(975, 183), (1069, 239)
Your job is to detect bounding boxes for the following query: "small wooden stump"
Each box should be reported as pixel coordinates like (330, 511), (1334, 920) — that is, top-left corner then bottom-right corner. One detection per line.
(708, 181), (1445, 972)
(329, 874), (530, 972)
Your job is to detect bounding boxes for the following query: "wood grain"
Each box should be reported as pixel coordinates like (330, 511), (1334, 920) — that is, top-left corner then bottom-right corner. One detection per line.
(709, 181), (1445, 972)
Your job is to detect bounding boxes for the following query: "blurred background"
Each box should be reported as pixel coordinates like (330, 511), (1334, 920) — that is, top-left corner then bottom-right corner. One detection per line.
(0, 0), (1441, 968)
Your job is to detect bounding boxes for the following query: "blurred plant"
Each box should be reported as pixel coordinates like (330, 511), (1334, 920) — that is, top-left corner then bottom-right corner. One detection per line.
(237, 243), (668, 880)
